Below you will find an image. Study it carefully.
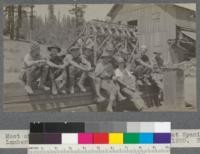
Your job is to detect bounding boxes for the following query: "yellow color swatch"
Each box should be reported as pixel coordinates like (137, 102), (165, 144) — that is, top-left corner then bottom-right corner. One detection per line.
(109, 133), (123, 144)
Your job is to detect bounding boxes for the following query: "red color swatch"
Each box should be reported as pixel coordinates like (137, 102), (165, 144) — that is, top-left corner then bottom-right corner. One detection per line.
(93, 133), (109, 144)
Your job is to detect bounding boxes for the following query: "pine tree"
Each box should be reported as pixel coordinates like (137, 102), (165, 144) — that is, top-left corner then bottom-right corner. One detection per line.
(16, 5), (22, 40)
(48, 4), (56, 24)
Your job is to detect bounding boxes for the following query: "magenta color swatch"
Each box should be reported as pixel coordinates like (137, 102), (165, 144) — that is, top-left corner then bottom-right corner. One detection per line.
(78, 133), (93, 144)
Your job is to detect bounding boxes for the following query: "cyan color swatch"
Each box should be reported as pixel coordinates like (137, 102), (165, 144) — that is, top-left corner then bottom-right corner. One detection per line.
(139, 133), (154, 144)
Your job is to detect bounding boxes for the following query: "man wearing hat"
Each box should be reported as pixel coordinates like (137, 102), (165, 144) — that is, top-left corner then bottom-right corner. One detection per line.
(46, 44), (67, 95)
(94, 49), (125, 112)
(118, 47), (129, 62)
(152, 51), (164, 106)
(134, 45), (153, 82)
(21, 41), (50, 94)
(83, 38), (95, 67)
(64, 44), (91, 94)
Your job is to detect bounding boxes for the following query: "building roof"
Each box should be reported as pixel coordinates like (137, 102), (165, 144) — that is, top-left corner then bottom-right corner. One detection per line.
(107, 4), (123, 18)
(181, 30), (196, 40)
(174, 4), (196, 11)
(107, 3), (196, 18)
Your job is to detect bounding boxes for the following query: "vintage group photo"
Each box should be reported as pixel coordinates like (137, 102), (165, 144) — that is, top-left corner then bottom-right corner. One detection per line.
(3, 3), (196, 112)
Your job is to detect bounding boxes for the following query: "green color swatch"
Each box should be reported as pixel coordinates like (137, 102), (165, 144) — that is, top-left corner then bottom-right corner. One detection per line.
(123, 133), (139, 144)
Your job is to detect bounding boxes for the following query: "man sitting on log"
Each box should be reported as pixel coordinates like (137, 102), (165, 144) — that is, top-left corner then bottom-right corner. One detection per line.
(20, 41), (50, 94)
(134, 45), (161, 107)
(94, 47), (125, 112)
(46, 44), (67, 95)
(114, 57), (147, 111)
(64, 44), (92, 94)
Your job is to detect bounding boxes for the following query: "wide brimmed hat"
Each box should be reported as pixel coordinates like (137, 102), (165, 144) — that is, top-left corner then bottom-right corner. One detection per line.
(69, 45), (80, 53)
(47, 45), (61, 53)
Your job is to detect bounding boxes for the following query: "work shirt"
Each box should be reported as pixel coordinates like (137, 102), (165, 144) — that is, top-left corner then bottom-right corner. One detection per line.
(134, 53), (150, 66)
(154, 55), (164, 68)
(64, 54), (82, 66)
(48, 55), (65, 72)
(95, 61), (114, 79)
(64, 54), (91, 69)
(141, 54), (150, 63)
(49, 55), (65, 65)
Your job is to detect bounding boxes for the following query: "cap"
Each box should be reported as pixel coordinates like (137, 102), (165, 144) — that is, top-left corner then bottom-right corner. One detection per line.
(141, 45), (147, 50)
(30, 41), (40, 52)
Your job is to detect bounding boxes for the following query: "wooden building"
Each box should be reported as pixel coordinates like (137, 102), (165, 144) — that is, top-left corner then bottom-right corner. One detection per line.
(107, 4), (196, 64)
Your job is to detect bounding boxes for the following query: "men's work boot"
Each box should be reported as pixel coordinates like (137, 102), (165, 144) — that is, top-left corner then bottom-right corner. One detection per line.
(39, 85), (50, 91)
(61, 90), (66, 94)
(52, 85), (58, 95)
(118, 92), (126, 101)
(106, 104), (113, 112)
(97, 96), (106, 103)
(70, 86), (75, 94)
(25, 85), (34, 95)
(77, 82), (86, 92)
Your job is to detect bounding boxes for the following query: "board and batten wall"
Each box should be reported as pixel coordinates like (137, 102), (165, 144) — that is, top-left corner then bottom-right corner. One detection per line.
(110, 4), (195, 64)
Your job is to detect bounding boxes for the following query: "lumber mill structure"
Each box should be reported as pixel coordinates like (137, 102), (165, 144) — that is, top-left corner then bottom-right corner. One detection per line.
(4, 19), (196, 112)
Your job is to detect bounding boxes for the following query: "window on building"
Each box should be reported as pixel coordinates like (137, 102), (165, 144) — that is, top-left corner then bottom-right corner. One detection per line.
(127, 20), (138, 32)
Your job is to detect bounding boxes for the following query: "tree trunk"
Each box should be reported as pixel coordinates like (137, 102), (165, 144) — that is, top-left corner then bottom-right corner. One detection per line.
(29, 5), (34, 40)
(16, 5), (22, 40)
(8, 5), (15, 40)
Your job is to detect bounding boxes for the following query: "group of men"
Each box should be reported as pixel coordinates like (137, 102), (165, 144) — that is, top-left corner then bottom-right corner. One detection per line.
(20, 40), (164, 112)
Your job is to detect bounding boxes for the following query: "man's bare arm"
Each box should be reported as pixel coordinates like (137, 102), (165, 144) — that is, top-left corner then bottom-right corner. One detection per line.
(137, 59), (153, 69)
(69, 60), (88, 71)
(24, 56), (45, 67)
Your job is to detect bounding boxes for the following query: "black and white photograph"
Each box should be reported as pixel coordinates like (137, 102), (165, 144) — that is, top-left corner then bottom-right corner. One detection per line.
(3, 3), (196, 112)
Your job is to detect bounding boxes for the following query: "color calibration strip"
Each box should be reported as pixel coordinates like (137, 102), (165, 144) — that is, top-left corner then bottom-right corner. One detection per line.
(30, 122), (170, 133)
(29, 122), (171, 144)
(29, 132), (171, 144)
